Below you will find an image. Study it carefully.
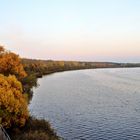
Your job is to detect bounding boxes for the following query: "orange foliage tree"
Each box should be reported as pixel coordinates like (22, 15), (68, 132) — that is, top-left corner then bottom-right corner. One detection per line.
(0, 74), (29, 128)
(0, 46), (27, 80)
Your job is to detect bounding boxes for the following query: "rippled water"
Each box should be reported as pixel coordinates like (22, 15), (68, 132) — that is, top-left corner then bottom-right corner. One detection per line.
(29, 68), (140, 140)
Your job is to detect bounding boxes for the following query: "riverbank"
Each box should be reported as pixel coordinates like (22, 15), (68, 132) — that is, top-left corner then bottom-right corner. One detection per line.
(21, 58), (140, 94)
(0, 47), (60, 140)
(8, 117), (59, 140)
(15, 59), (140, 140)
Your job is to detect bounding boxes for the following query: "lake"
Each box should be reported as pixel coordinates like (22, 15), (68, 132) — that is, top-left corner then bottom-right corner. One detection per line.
(29, 68), (140, 140)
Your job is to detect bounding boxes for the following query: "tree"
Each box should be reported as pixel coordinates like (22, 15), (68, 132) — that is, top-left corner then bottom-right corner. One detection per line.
(0, 74), (29, 128)
(0, 46), (27, 80)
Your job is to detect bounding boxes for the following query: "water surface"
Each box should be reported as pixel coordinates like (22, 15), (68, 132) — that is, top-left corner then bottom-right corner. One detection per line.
(29, 68), (140, 140)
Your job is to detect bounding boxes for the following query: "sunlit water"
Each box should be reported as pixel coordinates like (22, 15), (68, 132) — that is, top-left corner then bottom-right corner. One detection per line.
(29, 68), (140, 140)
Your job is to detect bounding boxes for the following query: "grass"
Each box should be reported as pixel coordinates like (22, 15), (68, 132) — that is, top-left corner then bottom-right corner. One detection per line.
(8, 117), (60, 140)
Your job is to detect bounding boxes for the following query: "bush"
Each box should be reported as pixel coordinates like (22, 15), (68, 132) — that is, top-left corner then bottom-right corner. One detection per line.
(9, 117), (59, 140)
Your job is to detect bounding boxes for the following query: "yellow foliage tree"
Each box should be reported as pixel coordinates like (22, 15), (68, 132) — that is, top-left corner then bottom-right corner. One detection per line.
(0, 74), (29, 128)
(0, 46), (27, 79)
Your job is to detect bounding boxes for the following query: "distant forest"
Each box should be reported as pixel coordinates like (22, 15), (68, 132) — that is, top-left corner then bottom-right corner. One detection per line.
(21, 58), (140, 94)
(22, 58), (140, 77)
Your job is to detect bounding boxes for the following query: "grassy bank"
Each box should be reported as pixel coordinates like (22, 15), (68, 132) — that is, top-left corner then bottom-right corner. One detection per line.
(8, 117), (59, 140)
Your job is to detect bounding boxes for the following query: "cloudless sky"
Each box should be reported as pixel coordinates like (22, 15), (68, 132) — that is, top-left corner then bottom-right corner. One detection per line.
(0, 0), (140, 62)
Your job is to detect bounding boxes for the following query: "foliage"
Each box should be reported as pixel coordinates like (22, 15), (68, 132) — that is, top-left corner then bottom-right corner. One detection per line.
(0, 45), (60, 139)
(0, 46), (27, 80)
(21, 59), (123, 97)
(0, 74), (29, 128)
(22, 58), (122, 77)
(9, 117), (59, 140)
(22, 74), (38, 91)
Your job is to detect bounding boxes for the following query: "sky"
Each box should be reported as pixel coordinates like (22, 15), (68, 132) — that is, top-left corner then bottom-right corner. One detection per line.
(0, 0), (140, 62)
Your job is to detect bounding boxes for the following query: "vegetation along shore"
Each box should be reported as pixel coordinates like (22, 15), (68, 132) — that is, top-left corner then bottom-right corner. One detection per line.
(0, 45), (140, 140)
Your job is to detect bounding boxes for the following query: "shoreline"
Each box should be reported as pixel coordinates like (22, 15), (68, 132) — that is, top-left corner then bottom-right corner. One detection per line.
(35, 66), (140, 79)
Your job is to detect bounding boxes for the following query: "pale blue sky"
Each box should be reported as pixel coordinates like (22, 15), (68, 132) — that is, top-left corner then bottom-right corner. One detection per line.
(0, 0), (140, 62)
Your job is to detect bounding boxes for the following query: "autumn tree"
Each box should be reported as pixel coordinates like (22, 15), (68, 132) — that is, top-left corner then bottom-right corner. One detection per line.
(0, 74), (29, 128)
(0, 46), (27, 80)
